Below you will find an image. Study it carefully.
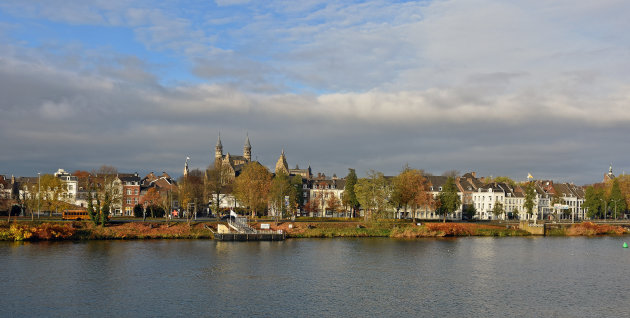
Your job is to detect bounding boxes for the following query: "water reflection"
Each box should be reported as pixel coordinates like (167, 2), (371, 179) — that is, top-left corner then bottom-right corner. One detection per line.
(2, 237), (630, 317)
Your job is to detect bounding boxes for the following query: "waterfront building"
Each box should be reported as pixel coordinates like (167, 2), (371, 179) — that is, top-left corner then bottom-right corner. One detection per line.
(53, 169), (78, 205)
(303, 173), (346, 217)
(120, 173), (141, 216)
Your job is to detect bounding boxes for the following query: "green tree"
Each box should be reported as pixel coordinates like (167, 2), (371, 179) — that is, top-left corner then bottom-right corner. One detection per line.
(355, 170), (391, 221)
(608, 179), (626, 219)
(524, 183), (536, 219)
(269, 170), (295, 219)
(491, 202), (504, 220)
(462, 204), (477, 220)
(485, 176), (516, 187)
(233, 162), (272, 217)
(290, 175), (303, 215)
(86, 189), (111, 226)
(511, 207), (520, 220)
(584, 186), (605, 219)
(435, 177), (461, 223)
(342, 169), (360, 217)
(133, 204), (144, 218)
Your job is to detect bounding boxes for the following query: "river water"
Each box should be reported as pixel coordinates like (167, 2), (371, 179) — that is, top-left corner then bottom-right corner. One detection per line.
(1, 237), (630, 317)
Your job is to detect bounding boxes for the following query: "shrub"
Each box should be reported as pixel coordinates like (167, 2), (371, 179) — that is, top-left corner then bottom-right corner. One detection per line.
(566, 222), (625, 236)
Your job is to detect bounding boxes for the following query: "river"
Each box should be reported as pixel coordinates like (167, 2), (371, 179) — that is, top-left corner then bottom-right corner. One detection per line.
(1, 237), (629, 317)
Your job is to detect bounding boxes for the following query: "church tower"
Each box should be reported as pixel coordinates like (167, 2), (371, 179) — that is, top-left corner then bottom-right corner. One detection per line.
(215, 133), (223, 161)
(275, 149), (289, 175)
(184, 157), (190, 177)
(243, 134), (252, 162)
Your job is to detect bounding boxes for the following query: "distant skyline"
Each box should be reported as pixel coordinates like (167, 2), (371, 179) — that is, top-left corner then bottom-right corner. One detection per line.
(1, 1), (629, 184)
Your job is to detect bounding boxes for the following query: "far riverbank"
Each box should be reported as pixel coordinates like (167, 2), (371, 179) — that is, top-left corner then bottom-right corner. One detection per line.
(1, 220), (628, 241)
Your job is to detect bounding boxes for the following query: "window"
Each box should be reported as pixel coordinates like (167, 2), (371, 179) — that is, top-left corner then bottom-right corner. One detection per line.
(303, 192), (307, 197)
(127, 189), (131, 195)
(126, 198), (131, 204)
(134, 189), (138, 195)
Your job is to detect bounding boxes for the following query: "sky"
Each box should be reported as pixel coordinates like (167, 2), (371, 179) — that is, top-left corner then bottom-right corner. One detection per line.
(1, 0), (630, 184)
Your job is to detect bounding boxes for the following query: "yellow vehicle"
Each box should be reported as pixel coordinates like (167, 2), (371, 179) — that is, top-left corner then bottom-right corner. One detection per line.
(62, 209), (89, 220)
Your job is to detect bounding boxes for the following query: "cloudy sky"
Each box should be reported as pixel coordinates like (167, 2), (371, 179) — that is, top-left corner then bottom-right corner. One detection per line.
(1, 0), (629, 184)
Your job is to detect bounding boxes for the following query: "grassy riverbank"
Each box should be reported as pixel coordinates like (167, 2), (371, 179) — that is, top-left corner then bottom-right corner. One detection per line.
(272, 221), (530, 238)
(1, 220), (628, 241)
(0, 221), (214, 241)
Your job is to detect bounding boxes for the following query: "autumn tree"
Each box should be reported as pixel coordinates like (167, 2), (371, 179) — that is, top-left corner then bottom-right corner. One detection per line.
(342, 169), (360, 218)
(435, 177), (461, 223)
(178, 169), (205, 223)
(205, 162), (234, 216)
(141, 187), (162, 218)
(37, 174), (70, 216)
(355, 170), (391, 221)
(326, 194), (342, 217)
(21, 182), (38, 220)
(89, 165), (122, 216)
(302, 199), (319, 216)
(391, 167), (430, 221)
(233, 162), (272, 217)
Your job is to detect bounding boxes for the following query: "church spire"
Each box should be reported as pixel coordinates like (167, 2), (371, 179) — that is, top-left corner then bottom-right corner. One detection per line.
(215, 133), (223, 160)
(184, 156), (190, 177)
(243, 133), (252, 161)
(275, 148), (289, 175)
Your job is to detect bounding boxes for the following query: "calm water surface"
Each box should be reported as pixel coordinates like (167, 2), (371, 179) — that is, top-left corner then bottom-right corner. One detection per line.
(1, 237), (630, 317)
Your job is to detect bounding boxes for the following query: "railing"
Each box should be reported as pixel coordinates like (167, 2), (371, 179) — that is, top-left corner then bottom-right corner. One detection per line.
(227, 216), (284, 235)
(228, 216), (257, 234)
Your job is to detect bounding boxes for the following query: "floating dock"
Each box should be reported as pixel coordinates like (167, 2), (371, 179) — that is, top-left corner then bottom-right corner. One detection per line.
(213, 232), (285, 241)
(212, 217), (285, 241)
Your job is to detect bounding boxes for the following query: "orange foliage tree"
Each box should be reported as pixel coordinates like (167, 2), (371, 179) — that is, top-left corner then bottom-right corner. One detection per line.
(233, 162), (272, 217)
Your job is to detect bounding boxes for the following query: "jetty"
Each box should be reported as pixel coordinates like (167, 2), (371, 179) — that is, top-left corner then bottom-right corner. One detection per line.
(212, 216), (285, 241)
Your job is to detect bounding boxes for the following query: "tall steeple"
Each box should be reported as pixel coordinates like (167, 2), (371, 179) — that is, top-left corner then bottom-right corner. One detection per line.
(243, 133), (252, 161)
(184, 157), (190, 177)
(275, 148), (289, 175)
(215, 133), (223, 160)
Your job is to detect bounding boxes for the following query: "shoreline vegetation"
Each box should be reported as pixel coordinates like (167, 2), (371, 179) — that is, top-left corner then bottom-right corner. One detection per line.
(1, 220), (628, 241)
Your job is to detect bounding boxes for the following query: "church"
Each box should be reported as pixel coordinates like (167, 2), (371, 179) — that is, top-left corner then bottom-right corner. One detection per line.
(213, 134), (252, 179)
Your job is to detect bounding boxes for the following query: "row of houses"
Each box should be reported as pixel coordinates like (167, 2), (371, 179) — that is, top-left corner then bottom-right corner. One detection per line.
(0, 169), (177, 216)
(0, 134), (615, 220)
(0, 165), (596, 221)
